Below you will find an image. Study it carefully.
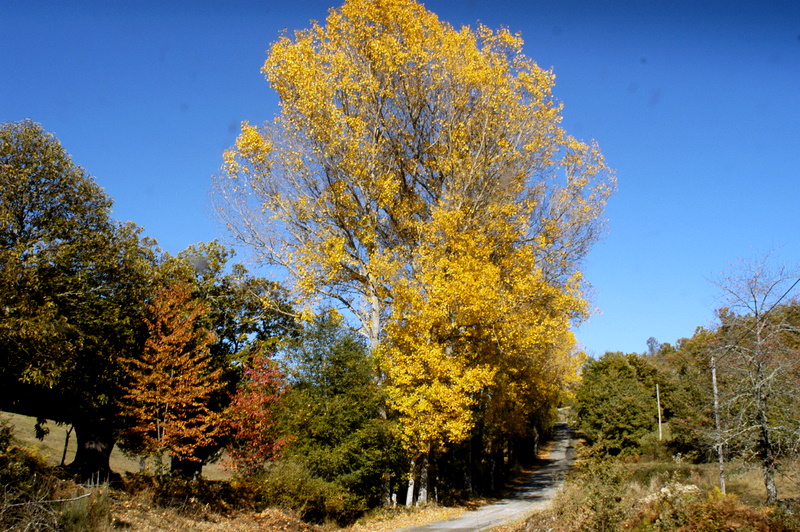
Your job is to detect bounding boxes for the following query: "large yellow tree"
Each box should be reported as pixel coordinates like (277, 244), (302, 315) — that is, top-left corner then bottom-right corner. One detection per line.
(214, 0), (613, 502)
(383, 196), (588, 504)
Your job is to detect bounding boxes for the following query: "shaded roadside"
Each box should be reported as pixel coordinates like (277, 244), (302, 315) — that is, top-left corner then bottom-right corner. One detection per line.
(394, 423), (576, 532)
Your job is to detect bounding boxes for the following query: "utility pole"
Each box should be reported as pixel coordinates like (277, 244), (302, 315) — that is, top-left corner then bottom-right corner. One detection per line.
(656, 383), (662, 441)
(710, 353), (726, 494)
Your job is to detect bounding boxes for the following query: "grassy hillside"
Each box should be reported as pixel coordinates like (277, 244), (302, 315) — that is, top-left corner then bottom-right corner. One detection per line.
(0, 411), (231, 480)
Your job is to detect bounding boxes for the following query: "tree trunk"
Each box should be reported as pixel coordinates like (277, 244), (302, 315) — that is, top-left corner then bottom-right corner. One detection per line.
(70, 419), (116, 482)
(60, 424), (73, 466)
(382, 475), (393, 507)
(656, 383), (663, 441)
(367, 290), (381, 357)
(405, 457), (416, 508)
(417, 451), (429, 506)
(489, 453), (495, 493)
(368, 286), (396, 507)
(763, 454), (778, 504)
(710, 354), (726, 494)
(466, 427), (486, 494)
(171, 455), (203, 478)
(755, 351), (778, 504)
(508, 438), (518, 469)
(759, 419), (778, 503)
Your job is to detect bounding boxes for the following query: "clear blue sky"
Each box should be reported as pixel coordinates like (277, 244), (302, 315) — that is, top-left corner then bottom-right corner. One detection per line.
(2, 0), (799, 356)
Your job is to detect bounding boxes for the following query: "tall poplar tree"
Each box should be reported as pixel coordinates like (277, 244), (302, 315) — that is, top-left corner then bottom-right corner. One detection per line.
(214, 0), (613, 502)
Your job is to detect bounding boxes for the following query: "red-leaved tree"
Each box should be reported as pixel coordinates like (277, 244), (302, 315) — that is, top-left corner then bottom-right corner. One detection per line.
(224, 349), (290, 474)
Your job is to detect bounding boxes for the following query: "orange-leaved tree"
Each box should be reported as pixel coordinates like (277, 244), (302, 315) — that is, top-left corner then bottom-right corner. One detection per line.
(121, 280), (223, 475)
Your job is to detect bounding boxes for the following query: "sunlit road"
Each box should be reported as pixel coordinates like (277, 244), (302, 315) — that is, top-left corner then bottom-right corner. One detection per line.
(395, 423), (576, 532)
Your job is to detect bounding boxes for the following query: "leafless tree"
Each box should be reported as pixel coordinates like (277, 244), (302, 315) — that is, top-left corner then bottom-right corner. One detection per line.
(710, 253), (800, 503)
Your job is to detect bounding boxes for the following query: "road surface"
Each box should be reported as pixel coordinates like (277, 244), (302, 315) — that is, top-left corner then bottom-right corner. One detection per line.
(395, 423), (576, 532)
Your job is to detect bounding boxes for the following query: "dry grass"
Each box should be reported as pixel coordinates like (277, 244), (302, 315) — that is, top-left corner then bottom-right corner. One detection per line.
(3, 411), (476, 531)
(338, 505), (467, 532)
(1, 412), (577, 532)
(667, 458), (800, 505)
(519, 436), (800, 532)
(110, 503), (472, 532)
(106, 490), (473, 532)
(724, 459), (800, 504)
(110, 499), (321, 532)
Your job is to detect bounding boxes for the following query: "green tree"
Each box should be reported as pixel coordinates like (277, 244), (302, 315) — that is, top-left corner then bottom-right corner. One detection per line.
(173, 242), (297, 364)
(576, 352), (661, 455)
(0, 119), (157, 479)
(648, 331), (718, 461)
(279, 312), (401, 508)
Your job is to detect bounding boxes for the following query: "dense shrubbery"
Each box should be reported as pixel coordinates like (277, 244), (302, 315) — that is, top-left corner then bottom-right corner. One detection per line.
(278, 313), (403, 512)
(121, 458), (376, 526)
(232, 459), (365, 524)
(523, 451), (800, 532)
(0, 412), (359, 529)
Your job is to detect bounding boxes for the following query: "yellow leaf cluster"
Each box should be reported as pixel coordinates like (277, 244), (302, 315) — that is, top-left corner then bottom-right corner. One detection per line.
(380, 194), (590, 453)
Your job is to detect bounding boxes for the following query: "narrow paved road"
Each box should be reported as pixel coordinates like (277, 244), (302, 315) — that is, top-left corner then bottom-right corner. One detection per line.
(395, 424), (576, 532)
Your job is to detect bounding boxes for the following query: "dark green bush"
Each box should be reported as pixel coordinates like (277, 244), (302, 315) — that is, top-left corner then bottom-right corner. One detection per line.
(234, 459), (365, 524)
(576, 352), (662, 455)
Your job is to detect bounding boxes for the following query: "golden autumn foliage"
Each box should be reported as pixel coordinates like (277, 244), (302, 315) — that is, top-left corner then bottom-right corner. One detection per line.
(120, 281), (223, 469)
(214, 0), (614, 470)
(382, 196), (588, 454)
